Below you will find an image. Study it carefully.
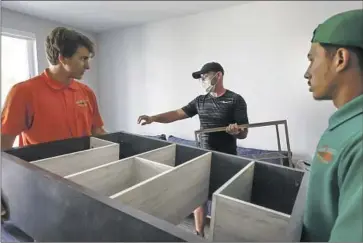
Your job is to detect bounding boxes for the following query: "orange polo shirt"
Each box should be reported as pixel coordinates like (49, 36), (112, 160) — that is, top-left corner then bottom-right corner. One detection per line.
(1, 69), (104, 147)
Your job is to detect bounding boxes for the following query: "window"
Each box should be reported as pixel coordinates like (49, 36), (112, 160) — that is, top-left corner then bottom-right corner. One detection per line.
(1, 28), (38, 147)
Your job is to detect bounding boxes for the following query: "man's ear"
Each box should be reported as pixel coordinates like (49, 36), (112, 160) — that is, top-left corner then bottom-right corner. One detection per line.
(58, 55), (66, 65)
(335, 48), (351, 73)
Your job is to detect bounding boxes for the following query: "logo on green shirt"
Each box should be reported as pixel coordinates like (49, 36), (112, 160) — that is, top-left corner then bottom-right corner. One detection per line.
(316, 146), (337, 164)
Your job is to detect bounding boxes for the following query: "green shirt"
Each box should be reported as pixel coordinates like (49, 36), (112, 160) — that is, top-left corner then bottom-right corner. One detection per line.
(303, 94), (363, 242)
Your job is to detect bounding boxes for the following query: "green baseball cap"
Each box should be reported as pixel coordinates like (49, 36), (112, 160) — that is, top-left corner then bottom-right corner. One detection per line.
(311, 9), (363, 49)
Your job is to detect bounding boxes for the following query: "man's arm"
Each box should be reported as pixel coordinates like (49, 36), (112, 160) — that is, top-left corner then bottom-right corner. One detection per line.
(232, 94), (249, 139)
(149, 109), (189, 124)
(138, 97), (198, 125)
(91, 127), (107, 135)
(329, 135), (363, 242)
(1, 83), (29, 150)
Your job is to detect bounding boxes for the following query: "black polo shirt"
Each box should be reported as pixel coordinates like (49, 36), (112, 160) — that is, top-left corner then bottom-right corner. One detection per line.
(182, 89), (249, 155)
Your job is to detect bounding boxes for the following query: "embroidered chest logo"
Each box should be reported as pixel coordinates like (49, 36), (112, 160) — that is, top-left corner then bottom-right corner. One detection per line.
(317, 146), (337, 164)
(220, 100), (232, 104)
(76, 99), (89, 107)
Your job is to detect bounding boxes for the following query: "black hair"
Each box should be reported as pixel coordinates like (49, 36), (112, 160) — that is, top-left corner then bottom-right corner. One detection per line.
(320, 43), (363, 71)
(45, 27), (95, 65)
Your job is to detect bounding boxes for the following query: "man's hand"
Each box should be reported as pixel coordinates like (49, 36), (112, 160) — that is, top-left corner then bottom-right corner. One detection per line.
(226, 123), (248, 139)
(226, 123), (244, 135)
(137, 115), (154, 125)
(91, 127), (107, 136)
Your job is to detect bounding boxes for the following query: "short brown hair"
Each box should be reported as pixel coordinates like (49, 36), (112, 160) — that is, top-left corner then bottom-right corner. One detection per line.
(45, 27), (95, 65)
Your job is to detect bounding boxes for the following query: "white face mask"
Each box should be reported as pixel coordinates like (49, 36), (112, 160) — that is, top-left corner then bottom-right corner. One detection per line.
(201, 73), (218, 96)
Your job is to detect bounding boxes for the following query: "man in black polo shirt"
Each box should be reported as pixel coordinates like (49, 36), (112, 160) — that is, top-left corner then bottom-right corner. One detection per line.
(137, 62), (249, 237)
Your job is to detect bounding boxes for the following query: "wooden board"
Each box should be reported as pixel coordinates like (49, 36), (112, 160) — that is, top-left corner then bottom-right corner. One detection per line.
(1, 152), (204, 242)
(30, 143), (119, 177)
(213, 162), (255, 202)
(134, 157), (174, 182)
(110, 152), (212, 225)
(66, 157), (173, 197)
(284, 172), (309, 242)
(210, 194), (289, 242)
(136, 144), (176, 166)
(90, 137), (117, 148)
(3, 131), (306, 242)
(209, 161), (291, 242)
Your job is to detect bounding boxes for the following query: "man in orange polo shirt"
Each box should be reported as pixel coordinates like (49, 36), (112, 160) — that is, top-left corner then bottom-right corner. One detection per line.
(1, 27), (106, 151)
(1, 27), (106, 222)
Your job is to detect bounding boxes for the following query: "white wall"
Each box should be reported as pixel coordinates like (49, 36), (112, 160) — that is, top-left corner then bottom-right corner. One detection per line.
(1, 8), (100, 98)
(97, 1), (361, 161)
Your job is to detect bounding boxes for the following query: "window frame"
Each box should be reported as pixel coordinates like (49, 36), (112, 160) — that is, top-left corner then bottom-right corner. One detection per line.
(1, 27), (38, 77)
(1, 28), (38, 148)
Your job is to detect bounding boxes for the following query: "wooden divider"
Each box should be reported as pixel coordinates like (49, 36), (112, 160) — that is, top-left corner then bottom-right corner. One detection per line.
(110, 152), (212, 225)
(210, 161), (291, 242)
(136, 144), (176, 166)
(66, 157), (173, 197)
(30, 139), (119, 177)
(211, 194), (289, 242)
(90, 137), (118, 148)
(216, 162), (255, 202)
(3, 130), (306, 242)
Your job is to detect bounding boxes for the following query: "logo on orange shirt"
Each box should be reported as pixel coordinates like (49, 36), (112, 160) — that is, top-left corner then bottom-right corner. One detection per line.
(316, 146), (336, 164)
(76, 99), (89, 107)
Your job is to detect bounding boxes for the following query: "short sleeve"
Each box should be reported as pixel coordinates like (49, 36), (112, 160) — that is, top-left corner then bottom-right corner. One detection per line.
(330, 134), (363, 242)
(181, 97), (198, 118)
(1, 83), (33, 135)
(86, 88), (104, 129)
(233, 95), (249, 125)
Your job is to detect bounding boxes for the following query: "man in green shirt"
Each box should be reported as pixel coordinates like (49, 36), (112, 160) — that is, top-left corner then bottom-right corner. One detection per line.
(303, 9), (363, 242)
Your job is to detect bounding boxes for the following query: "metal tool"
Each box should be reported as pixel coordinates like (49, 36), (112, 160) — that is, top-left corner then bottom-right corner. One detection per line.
(194, 120), (293, 167)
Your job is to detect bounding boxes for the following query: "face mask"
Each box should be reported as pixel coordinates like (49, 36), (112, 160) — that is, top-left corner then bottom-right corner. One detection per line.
(201, 73), (218, 95)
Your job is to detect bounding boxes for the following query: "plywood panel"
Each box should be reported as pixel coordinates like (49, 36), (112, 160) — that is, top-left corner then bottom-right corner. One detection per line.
(209, 161), (292, 242)
(31, 144), (119, 177)
(211, 194), (289, 242)
(1, 152), (203, 242)
(250, 162), (304, 215)
(209, 162), (255, 239)
(65, 157), (134, 196)
(134, 157), (174, 183)
(65, 157), (173, 197)
(96, 132), (173, 159)
(3, 130), (305, 242)
(214, 162), (255, 202)
(136, 144), (176, 166)
(90, 137), (117, 148)
(207, 152), (252, 199)
(111, 152), (212, 225)
(285, 172), (309, 242)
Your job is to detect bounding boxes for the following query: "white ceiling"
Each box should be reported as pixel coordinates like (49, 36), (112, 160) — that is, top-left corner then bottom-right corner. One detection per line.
(2, 1), (249, 33)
